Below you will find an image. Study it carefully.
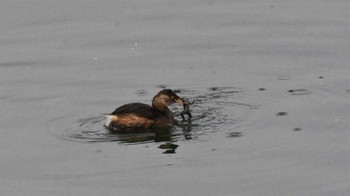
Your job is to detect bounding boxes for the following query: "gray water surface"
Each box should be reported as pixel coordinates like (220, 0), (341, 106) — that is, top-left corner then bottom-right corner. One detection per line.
(1, 1), (350, 195)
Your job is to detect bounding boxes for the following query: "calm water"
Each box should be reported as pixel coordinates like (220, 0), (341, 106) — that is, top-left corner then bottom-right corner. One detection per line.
(1, 1), (350, 195)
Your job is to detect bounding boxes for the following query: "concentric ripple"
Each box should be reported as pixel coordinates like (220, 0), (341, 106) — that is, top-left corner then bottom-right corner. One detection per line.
(56, 87), (257, 144)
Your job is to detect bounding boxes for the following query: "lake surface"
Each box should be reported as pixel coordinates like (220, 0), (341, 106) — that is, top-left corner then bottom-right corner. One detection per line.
(1, 0), (349, 195)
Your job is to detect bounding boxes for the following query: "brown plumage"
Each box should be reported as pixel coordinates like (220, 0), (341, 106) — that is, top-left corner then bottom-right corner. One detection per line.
(105, 89), (186, 132)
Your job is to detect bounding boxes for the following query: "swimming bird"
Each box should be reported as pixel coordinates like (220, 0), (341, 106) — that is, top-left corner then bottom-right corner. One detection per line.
(105, 89), (187, 132)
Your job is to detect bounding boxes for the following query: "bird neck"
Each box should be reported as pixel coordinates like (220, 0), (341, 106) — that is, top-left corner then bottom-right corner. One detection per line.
(152, 98), (169, 112)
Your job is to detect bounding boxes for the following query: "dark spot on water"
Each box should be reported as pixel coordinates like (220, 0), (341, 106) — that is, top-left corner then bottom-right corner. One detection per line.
(319, 76), (324, 79)
(293, 128), (302, 131)
(346, 89), (350, 94)
(209, 87), (220, 91)
(208, 87), (243, 94)
(228, 132), (242, 138)
(288, 89), (311, 95)
(157, 84), (168, 89)
(258, 88), (266, 91)
(276, 112), (288, 116)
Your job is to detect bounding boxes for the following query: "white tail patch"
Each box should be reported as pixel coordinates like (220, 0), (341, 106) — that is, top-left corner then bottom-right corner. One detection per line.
(104, 115), (117, 127)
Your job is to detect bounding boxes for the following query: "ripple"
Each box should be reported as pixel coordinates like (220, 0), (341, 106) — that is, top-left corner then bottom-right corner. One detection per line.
(288, 89), (311, 95)
(228, 132), (243, 138)
(55, 87), (257, 144)
(135, 89), (148, 97)
(278, 75), (291, 80)
(293, 128), (302, 132)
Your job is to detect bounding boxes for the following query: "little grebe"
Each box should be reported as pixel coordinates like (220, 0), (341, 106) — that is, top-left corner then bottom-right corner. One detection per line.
(105, 89), (187, 132)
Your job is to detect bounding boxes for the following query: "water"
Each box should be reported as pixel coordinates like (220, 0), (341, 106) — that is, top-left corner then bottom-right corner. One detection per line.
(1, 1), (350, 195)
(56, 87), (256, 147)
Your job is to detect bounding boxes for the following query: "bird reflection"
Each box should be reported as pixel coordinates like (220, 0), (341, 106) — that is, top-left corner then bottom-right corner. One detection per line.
(107, 120), (192, 153)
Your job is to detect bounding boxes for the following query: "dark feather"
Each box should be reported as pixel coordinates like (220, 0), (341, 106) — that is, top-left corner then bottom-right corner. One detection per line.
(111, 103), (156, 119)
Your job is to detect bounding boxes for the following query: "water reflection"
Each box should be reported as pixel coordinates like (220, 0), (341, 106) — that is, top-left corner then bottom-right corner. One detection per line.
(69, 116), (193, 145)
(109, 122), (192, 144)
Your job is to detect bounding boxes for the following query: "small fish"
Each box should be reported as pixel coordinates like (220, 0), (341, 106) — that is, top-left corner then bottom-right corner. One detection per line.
(181, 100), (195, 121)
